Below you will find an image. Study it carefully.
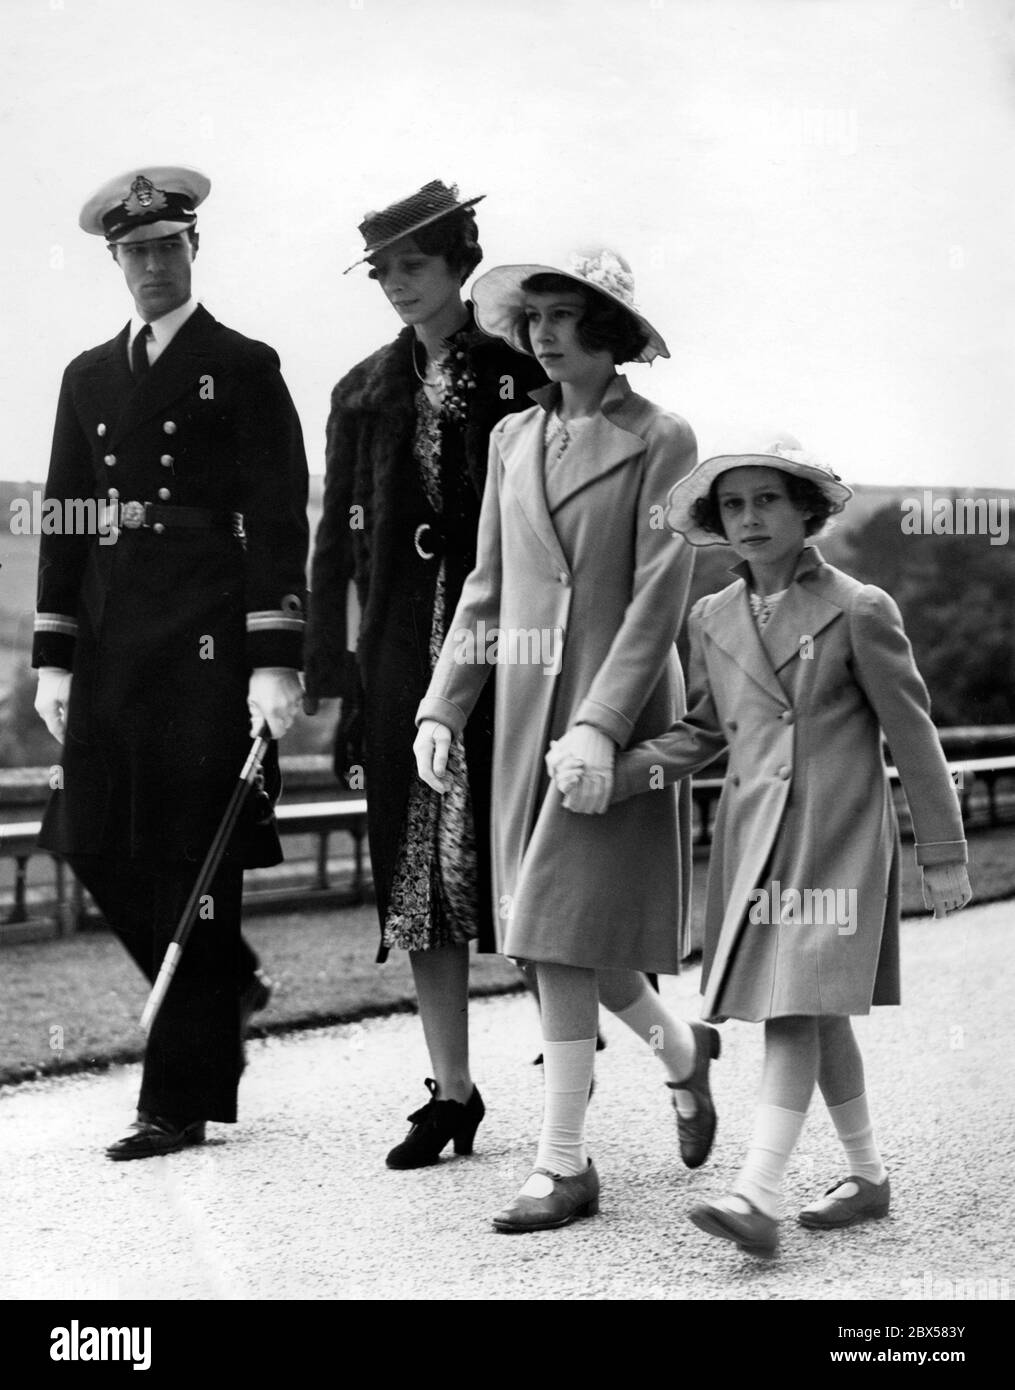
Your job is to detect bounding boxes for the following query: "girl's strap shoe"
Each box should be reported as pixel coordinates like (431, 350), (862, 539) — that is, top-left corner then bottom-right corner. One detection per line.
(689, 1192), (779, 1256)
(492, 1161), (600, 1233)
(667, 1021), (721, 1168)
(798, 1174), (890, 1229)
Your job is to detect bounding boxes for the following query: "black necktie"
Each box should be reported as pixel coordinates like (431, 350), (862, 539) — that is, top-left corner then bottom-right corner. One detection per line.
(131, 324), (152, 380)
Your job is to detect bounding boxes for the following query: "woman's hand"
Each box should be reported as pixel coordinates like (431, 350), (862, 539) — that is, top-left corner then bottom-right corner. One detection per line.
(414, 719), (452, 793)
(921, 862), (973, 918)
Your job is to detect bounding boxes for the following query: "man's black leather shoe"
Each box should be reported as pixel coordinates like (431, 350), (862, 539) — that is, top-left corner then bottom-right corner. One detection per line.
(106, 1114), (206, 1161)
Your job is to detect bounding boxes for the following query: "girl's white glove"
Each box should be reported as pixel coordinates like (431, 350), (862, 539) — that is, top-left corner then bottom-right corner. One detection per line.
(35, 667), (72, 744)
(414, 719), (453, 793)
(921, 862), (973, 919)
(546, 724), (615, 815)
(247, 668), (303, 739)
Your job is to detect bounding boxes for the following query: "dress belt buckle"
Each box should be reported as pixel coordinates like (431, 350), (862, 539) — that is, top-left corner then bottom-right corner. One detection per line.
(120, 500), (151, 529)
(414, 523), (435, 560)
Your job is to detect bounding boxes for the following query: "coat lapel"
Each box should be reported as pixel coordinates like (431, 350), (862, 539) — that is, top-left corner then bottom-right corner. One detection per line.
(541, 377), (648, 513)
(498, 405), (570, 572)
(702, 583), (790, 706)
(758, 565), (843, 672)
(80, 328), (134, 429)
(105, 305), (218, 446)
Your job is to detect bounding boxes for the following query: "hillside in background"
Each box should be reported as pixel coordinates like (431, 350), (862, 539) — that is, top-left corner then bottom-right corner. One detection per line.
(3, 477), (1014, 760)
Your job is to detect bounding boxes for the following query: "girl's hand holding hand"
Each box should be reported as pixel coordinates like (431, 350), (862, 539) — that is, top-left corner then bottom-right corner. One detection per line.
(563, 770), (613, 815)
(921, 862), (973, 918)
(414, 719), (452, 794)
(546, 725), (615, 815)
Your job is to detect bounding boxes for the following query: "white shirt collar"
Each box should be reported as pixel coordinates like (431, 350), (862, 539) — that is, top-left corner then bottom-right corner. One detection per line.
(128, 296), (199, 362)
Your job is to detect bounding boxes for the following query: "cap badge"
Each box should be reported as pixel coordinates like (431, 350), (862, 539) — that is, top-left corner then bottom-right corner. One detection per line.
(125, 176), (168, 216)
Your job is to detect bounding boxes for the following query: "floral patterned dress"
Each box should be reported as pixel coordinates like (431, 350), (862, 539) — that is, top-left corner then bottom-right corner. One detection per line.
(382, 386), (481, 952)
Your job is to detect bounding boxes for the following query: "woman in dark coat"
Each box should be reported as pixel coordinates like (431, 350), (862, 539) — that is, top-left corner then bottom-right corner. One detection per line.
(304, 182), (546, 1167)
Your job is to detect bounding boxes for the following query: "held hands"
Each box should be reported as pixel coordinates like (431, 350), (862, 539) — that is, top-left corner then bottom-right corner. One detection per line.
(921, 862), (973, 919)
(414, 719), (453, 793)
(35, 667), (72, 744)
(545, 723), (616, 815)
(247, 668), (303, 739)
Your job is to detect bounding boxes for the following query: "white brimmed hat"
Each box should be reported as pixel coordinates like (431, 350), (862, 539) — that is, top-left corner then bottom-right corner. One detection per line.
(79, 165), (210, 244)
(472, 249), (669, 364)
(665, 431), (853, 546)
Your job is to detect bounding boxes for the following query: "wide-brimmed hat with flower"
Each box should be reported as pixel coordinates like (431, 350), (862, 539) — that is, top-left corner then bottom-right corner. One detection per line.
(665, 431), (854, 546)
(344, 180), (485, 273)
(471, 249), (669, 363)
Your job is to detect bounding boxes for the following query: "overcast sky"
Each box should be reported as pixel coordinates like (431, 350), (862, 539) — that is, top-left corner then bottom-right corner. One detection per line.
(2, 0), (1013, 489)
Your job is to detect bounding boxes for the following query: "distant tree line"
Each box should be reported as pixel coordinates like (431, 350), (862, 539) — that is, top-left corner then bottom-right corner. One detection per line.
(678, 502), (1015, 727)
(2, 503), (1013, 766)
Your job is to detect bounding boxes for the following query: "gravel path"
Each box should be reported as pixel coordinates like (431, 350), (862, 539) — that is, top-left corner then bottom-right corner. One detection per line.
(1, 901), (1012, 1302)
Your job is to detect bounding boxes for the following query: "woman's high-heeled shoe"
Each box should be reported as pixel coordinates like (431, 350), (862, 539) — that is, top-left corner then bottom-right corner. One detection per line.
(666, 1021), (721, 1169)
(385, 1078), (485, 1170)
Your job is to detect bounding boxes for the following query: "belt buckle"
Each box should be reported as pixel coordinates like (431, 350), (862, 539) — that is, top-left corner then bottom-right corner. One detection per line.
(120, 500), (150, 529)
(414, 523), (435, 560)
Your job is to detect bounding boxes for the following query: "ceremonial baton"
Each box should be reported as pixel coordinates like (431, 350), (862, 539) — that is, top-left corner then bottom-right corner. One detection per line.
(140, 722), (273, 1034)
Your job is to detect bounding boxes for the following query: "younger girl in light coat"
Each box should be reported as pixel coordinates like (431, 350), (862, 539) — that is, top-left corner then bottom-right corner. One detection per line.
(551, 436), (973, 1255)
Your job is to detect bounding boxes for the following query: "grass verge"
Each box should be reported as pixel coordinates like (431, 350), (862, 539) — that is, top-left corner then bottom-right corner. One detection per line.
(2, 826), (1012, 1087)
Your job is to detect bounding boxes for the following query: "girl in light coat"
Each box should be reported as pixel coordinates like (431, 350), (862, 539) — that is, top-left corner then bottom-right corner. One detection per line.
(552, 436), (973, 1255)
(415, 251), (719, 1232)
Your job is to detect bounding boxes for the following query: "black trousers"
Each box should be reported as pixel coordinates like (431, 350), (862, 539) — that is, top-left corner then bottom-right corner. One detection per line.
(67, 854), (254, 1123)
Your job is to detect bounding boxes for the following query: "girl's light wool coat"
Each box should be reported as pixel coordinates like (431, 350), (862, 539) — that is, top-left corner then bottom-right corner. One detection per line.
(419, 376), (699, 973)
(614, 546), (967, 1020)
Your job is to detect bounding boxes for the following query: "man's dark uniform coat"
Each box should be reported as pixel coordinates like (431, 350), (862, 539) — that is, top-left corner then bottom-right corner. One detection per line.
(33, 303), (309, 1121)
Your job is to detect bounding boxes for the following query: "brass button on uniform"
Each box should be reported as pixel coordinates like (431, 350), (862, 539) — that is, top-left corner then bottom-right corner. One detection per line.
(779, 709), (795, 724)
(96, 423), (107, 437)
(153, 523), (166, 535)
(777, 765), (791, 780)
(107, 487), (119, 500)
(558, 572), (570, 586)
(160, 454), (174, 467)
(104, 454), (116, 467)
(157, 488), (171, 502)
(163, 421), (177, 435)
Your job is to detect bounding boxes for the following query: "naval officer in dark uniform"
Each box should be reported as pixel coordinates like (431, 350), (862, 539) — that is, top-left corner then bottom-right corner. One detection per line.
(32, 166), (309, 1159)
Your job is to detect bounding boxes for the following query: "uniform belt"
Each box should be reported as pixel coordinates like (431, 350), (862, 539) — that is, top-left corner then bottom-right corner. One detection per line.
(117, 501), (244, 536)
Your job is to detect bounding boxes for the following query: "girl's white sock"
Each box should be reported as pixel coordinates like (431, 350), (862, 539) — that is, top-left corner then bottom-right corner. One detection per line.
(611, 985), (697, 1115)
(734, 1103), (809, 1219)
(827, 1093), (887, 1184)
(524, 1037), (597, 1187)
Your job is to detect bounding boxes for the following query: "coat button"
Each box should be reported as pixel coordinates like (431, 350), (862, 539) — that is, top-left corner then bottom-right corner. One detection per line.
(779, 709), (795, 724)
(727, 720), (738, 732)
(730, 774), (741, 788)
(107, 487), (119, 500)
(153, 523), (166, 535)
(157, 488), (171, 501)
(160, 454), (174, 467)
(103, 454), (116, 467)
(777, 765), (791, 779)
(96, 423), (106, 437)
(163, 421), (177, 435)
(558, 572), (570, 586)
